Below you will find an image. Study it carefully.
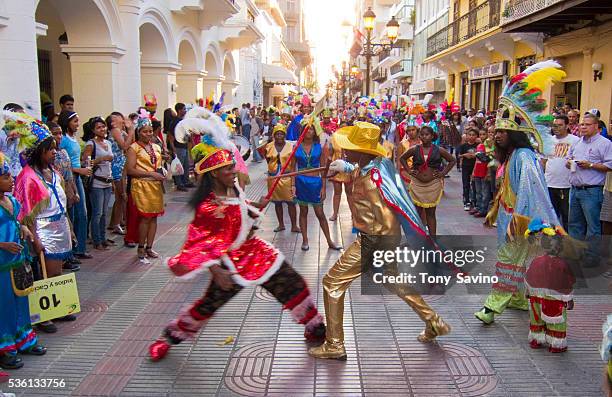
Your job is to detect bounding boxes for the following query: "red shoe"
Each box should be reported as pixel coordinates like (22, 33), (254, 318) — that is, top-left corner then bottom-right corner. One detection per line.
(149, 340), (170, 361)
(548, 346), (567, 353)
(468, 208), (478, 215)
(529, 340), (543, 349)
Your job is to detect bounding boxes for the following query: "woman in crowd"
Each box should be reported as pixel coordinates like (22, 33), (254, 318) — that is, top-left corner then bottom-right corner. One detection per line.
(14, 122), (75, 333)
(82, 117), (115, 251)
(125, 115), (166, 263)
(294, 126), (340, 251)
(48, 121), (80, 272)
(264, 124), (299, 233)
(400, 125), (456, 236)
(106, 112), (134, 236)
(397, 124), (421, 185)
(0, 153), (46, 370)
(328, 128), (354, 223)
(58, 110), (92, 260)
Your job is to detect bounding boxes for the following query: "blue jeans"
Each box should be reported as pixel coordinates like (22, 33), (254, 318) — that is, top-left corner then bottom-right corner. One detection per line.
(242, 123), (251, 140)
(569, 186), (604, 239)
(173, 147), (190, 187)
(473, 176), (491, 214)
(69, 176), (88, 254)
(90, 187), (112, 245)
(251, 132), (262, 162)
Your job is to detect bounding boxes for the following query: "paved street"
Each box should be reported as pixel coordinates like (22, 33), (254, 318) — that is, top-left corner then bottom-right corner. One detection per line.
(3, 163), (609, 397)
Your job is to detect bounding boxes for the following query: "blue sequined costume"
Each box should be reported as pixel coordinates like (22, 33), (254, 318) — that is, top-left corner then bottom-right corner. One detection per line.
(294, 143), (322, 206)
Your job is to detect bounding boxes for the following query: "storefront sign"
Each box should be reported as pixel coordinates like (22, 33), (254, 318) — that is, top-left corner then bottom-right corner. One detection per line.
(469, 62), (505, 80)
(29, 273), (81, 324)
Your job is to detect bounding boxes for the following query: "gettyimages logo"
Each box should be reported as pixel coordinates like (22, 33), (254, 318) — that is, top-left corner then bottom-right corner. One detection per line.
(372, 246), (487, 268)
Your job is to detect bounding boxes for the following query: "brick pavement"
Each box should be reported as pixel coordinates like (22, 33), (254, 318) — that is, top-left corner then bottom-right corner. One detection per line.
(2, 164), (609, 397)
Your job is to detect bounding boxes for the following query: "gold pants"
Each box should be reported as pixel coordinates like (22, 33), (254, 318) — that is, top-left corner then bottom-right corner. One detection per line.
(322, 235), (438, 345)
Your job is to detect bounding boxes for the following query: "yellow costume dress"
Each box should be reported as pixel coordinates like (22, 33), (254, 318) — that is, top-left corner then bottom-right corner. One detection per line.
(329, 134), (351, 184)
(265, 141), (294, 203)
(130, 142), (164, 217)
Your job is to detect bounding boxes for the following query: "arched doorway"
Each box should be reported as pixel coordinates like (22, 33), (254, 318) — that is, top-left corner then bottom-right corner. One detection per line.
(203, 46), (222, 101)
(222, 52), (240, 107)
(139, 9), (177, 115)
(35, 0), (119, 120)
(176, 32), (204, 105)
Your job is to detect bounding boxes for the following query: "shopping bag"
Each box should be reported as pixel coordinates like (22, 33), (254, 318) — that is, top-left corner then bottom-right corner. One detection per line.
(28, 253), (81, 324)
(170, 156), (184, 176)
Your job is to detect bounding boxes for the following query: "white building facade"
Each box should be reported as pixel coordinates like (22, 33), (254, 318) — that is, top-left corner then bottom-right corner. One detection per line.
(0, 0), (308, 122)
(410, 0), (448, 104)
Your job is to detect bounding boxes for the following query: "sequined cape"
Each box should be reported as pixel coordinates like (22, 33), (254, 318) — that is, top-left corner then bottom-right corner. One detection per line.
(167, 188), (284, 286)
(491, 148), (560, 246)
(361, 157), (442, 245)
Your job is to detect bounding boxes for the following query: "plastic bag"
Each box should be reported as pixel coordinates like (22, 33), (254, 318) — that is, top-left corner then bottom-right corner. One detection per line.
(170, 156), (184, 176)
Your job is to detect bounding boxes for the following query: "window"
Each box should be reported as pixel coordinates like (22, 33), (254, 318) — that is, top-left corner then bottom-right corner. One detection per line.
(38, 49), (53, 101)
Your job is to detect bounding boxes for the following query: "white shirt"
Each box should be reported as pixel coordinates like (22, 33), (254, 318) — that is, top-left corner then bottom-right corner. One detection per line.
(545, 134), (580, 189)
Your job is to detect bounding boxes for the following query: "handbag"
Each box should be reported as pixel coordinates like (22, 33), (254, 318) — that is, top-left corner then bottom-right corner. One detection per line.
(11, 249), (35, 297)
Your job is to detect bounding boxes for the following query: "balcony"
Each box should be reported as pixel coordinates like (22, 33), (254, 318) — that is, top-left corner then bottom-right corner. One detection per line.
(255, 0), (286, 27)
(372, 68), (387, 83)
(389, 59), (413, 79)
(501, 0), (612, 35)
(171, 0), (239, 29)
(286, 40), (312, 66)
(375, 47), (401, 70)
(426, 0), (501, 58)
(219, 6), (265, 50)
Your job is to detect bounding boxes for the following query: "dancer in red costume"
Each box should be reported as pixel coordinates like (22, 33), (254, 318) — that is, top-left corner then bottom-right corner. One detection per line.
(149, 111), (325, 361)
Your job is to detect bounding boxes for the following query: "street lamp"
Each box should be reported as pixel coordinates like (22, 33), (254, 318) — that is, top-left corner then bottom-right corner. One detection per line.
(361, 7), (400, 96)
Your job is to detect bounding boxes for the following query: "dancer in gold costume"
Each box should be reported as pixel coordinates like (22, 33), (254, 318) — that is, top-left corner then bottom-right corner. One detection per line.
(308, 121), (450, 360)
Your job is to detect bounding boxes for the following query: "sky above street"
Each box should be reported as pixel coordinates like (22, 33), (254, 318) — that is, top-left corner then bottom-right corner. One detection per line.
(303, 0), (357, 89)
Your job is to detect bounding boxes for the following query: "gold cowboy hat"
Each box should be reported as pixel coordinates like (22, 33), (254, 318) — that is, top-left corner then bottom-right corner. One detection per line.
(334, 121), (387, 157)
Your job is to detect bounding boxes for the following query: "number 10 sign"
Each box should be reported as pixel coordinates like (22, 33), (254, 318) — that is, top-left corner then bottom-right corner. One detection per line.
(28, 273), (81, 324)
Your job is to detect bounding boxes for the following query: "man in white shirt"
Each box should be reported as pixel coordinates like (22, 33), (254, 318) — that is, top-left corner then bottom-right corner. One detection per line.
(543, 115), (579, 230)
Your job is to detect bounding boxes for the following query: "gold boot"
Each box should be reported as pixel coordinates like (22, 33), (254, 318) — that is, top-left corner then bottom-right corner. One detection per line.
(308, 341), (347, 360)
(417, 315), (451, 343)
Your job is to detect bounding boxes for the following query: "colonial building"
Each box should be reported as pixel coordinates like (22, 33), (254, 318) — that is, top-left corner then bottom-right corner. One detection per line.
(1, 0), (312, 123)
(500, 0), (612, 123)
(411, 0), (448, 104)
(423, 0), (543, 112)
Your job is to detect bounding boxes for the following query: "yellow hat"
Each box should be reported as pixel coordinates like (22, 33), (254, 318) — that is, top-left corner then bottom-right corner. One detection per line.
(272, 123), (287, 135)
(334, 121), (387, 157)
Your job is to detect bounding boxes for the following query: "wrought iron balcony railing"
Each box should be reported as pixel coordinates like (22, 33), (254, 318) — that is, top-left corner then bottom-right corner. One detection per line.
(500, 0), (564, 25)
(426, 0), (501, 57)
(390, 59), (413, 76)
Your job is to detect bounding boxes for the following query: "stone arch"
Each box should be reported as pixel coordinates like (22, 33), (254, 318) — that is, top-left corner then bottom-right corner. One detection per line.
(177, 28), (203, 71)
(204, 41), (223, 77)
(35, 0), (121, 46)
(222, 51), (237, 81)
(139, 6), (176, 63)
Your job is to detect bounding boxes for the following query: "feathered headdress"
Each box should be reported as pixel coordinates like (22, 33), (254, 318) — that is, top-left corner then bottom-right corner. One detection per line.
(0, 152), (9, 176)
(135, 108), (152, 131)
(144, 93), (157, 113)
(1, 111), (51, 151)
(177, 107), (239, 175)
(496, 60), (566, 155)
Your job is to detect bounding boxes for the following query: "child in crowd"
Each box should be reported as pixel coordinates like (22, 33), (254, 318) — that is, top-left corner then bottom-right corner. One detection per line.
(458, 129), (478, 211)
(525, 219), (575, 353)
(471, 129), (491, 217)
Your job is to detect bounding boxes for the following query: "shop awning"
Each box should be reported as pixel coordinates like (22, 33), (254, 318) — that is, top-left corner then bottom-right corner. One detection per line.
(262, 63), (298, 85)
